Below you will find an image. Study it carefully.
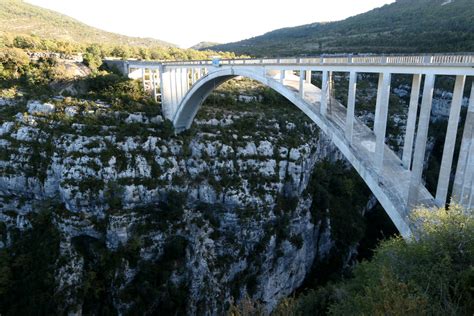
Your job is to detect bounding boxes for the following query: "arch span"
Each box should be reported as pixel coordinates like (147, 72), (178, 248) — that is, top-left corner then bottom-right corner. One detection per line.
(173, 67), (413, 238)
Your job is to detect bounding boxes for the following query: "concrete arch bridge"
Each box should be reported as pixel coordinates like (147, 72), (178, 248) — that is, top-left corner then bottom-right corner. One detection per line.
(105, 54), (474, 238)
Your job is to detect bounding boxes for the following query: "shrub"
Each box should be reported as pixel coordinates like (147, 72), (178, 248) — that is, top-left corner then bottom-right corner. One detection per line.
(283, 204), (474, 316)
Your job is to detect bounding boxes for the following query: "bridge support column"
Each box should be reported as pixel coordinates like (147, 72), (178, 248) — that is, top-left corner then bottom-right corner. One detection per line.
(320, 71), (329, 116)
(122, 62), (129, 77)
(402, 74), (422, 169)
(408, 74), (435, 208)
(141, 68), (146, 92)
(299, 70), (305, 98)
(181, 68), (188, 100)
(374, 72), (392, 170)
(171, 69), (179, 109)
(345, 71), (357, 143)
(328, 72), (334, 113)
(151, 69), (157, 101)
(176, 68), (186, 104)
(305, 70), (311, 83)
(436, 75), (466, 206)
(160, 69), (174, 120)
(280, 70), (285, 83)
(453, 82), (474, 209)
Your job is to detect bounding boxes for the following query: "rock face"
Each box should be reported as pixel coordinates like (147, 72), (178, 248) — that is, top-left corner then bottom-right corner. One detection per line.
(0, 98), (347, 314)
(0, 96), (360, 315)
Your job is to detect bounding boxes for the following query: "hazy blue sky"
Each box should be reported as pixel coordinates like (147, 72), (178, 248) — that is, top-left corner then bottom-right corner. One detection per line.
(25, 0), (396, 48)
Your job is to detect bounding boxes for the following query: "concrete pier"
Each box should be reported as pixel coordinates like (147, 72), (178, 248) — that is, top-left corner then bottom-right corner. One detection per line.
(345, 71), (357, 143)
(402, 74), (422, 169)
(305, 70), (311, 83)
(374, 72), (391, 170)
(408, 74), (435, 207)
(299, 70), (305, 97)
(436, 75), (466, 205)
(320, 71), (329, 116)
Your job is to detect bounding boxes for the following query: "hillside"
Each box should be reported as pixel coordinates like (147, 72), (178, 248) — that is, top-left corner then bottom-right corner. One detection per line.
(0, 0), (174, 47)
(210, 0), (474, 56)
(190, 41), (220, 50)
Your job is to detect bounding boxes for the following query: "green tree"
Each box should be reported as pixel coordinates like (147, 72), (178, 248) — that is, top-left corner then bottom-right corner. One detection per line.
(83, 44), (103, 72)
(0, 47), (29, 78)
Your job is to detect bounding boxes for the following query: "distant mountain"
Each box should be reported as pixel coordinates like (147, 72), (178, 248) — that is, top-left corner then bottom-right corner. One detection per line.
(209, 0), (474, 56)
(190, 41), (221, 50)
(0, 0), (175, 47)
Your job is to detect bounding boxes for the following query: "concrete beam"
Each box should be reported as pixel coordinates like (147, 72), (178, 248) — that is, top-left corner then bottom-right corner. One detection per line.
(345, 71), (357, 143)
(436, 75), (466, 205)
(374, 72), (392, 170)
(453, 82), (474, 209)
(408, 74), (436, 208)
(402, 74), (422, 169)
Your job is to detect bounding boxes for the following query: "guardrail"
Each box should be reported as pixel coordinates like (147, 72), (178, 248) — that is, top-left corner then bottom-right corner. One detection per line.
(157, 54), (474, 67)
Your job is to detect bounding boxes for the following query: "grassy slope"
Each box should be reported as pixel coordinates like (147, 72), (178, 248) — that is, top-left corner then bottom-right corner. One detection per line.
(0, 0), (174, 47)
(210, 0), (474, 56)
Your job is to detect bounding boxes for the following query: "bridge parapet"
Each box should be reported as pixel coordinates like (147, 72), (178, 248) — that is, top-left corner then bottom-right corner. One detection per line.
(156, 53), (474, 67)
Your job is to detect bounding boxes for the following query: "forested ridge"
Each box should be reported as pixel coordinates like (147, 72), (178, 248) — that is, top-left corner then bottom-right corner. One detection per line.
(210, 0), (474, 56)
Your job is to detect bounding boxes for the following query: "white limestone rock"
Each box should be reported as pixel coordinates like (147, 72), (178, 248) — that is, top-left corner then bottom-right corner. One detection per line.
(0, 98), (15, 107)
(126, 113), (149, 124)
(289, 148), (301, 161)
(27, 100), (55, 114)
(238, 142), (257, 157)
(11, 126), (39, 142)
(65, 106), (78, 117)
(0, 122), (14, 136)
(257, 141), (274, 157)
(150, 115), (164, 124)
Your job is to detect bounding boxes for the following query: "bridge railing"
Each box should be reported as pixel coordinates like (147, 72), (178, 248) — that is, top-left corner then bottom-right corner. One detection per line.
(158, 54), (474, 67)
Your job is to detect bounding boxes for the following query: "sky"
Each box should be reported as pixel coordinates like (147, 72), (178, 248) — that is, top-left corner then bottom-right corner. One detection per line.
(25, 0), (396, 48)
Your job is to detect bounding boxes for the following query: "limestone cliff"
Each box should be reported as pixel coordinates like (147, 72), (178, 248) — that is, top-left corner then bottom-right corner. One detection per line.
(0, 94), (357, 314)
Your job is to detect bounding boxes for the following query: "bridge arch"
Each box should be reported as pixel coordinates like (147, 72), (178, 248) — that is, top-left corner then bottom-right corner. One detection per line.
(173, 67), (413, 238)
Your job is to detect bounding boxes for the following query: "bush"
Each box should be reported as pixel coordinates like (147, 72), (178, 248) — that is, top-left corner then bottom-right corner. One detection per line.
(283, 205), (474, 316)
